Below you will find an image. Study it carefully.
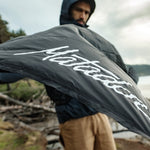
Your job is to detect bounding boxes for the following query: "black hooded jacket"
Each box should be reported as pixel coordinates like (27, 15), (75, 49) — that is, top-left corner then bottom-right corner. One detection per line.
(46, 0), (98, 123)
(46, 0), (138, 123)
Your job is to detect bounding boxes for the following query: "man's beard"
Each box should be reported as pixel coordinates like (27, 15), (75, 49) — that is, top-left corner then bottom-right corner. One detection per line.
(76, 18), (86, 25)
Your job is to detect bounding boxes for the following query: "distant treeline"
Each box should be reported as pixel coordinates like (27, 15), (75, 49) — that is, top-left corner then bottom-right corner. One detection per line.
(127, 64), (150, 77)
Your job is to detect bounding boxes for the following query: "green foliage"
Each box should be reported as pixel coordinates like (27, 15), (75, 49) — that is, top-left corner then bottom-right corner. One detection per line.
(0, 119), (46, 150)
(0, 15), (26, 44)
(0, 15), (10, 43)
(0, 129), (45, 150)
(10, 29), (26, 38)
(0, 79), (45, 102)
(25, 145), (41, 150)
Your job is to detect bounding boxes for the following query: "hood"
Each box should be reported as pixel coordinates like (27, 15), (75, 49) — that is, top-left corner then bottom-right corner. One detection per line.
(59, 0), (96, 27)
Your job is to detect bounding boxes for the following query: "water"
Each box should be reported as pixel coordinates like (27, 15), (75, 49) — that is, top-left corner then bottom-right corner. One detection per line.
(138, 76), (150, 98)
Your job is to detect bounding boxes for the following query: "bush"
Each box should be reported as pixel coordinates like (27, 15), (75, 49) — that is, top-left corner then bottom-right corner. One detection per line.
(0, 79), (45, 102)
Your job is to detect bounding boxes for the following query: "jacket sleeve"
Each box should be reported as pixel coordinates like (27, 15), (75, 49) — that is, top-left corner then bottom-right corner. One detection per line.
(114, 51), (139, 84)
(0, 69), (10, 72)
(127, 66), (139, 84)
(110, 45), (139, 84)
(0, 72), (24, 84)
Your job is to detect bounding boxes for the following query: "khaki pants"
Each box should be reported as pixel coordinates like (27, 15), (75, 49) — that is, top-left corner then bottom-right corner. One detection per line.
(59, 113), (116, 150)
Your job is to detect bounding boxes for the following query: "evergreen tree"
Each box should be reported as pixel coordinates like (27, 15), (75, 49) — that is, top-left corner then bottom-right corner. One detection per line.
(0, 15), (10, 43)
(10, 29), (26, 38)
(0, 15), (26, 43)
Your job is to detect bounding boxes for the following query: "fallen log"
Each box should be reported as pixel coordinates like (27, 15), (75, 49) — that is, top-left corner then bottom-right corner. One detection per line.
(0, 92), (55, 113)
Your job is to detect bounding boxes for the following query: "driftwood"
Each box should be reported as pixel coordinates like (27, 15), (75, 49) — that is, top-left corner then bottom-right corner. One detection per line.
(0, 105), (22, 112)
(0, 91), (61, 149)
(0, 92), (55, 113)
(113, 129), (129, 134)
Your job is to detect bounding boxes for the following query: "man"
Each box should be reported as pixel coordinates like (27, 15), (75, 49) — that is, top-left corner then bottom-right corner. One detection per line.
(0, 0), (138, 149)
(46, 0), (119, 150)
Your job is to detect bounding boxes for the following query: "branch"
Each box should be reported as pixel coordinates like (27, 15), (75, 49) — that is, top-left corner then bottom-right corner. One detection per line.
(0, 105), (22, 112)
(0, 92), (55, 113)
(113, 129), (129, 134)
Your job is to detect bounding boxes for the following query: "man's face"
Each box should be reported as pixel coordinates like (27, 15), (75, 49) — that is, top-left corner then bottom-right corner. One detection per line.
(71, 1), (91, 25)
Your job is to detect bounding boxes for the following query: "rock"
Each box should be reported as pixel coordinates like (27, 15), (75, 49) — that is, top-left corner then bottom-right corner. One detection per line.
(115, 138), (150, 150)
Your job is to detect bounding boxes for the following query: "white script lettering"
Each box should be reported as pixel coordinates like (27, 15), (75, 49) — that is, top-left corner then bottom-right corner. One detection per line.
(14, 46), (150, 120)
